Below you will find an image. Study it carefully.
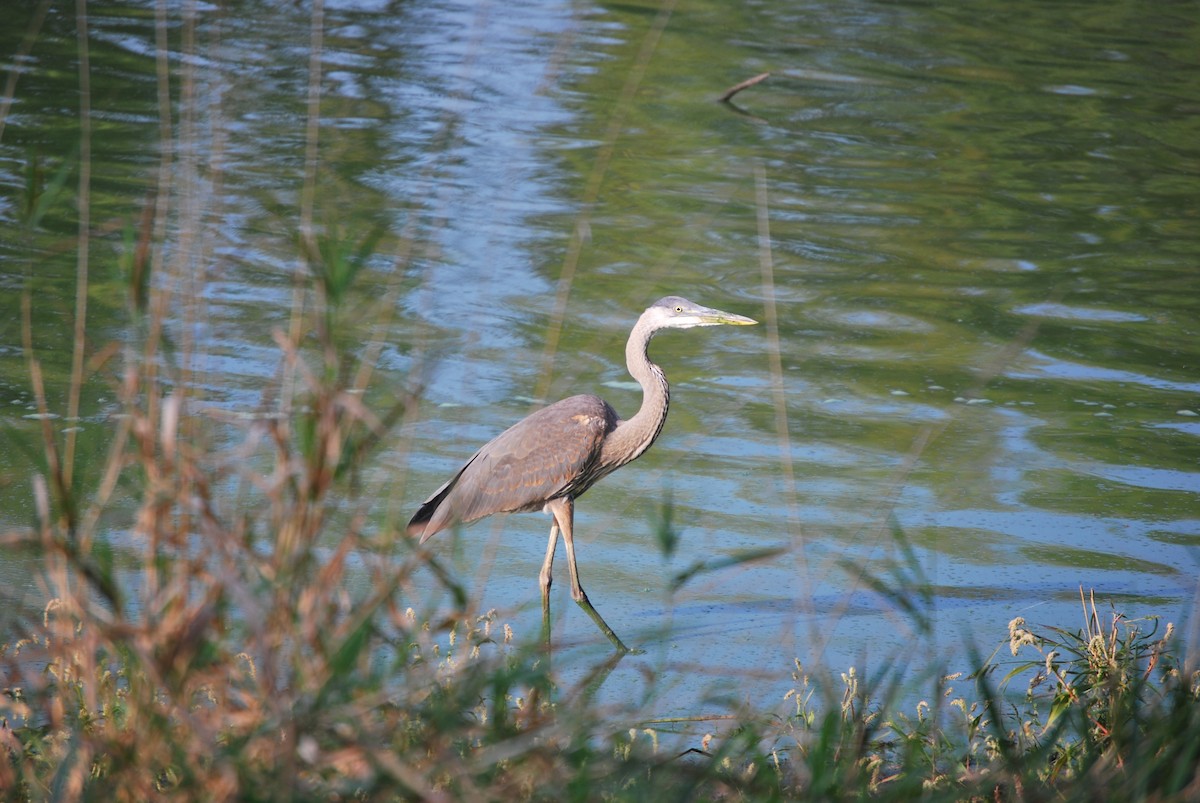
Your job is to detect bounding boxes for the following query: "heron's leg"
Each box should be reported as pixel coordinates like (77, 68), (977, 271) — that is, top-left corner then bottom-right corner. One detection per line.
(546, 497), (633, 654)
(539, 521), (559, 644)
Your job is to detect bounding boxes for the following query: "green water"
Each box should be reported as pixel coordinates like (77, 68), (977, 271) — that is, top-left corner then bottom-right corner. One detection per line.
(1, 0), (1198, 708)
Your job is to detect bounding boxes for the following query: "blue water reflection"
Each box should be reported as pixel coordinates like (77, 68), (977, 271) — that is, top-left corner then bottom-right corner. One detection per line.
(1, 0), (1197, 718)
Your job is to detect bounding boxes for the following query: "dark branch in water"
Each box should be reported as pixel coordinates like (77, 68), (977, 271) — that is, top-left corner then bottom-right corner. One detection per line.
(718, 72), (770, 103)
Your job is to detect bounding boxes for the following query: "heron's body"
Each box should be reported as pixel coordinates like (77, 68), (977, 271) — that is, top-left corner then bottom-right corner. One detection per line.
(406, 296), (755, 652)
(408, 395), (620, 535)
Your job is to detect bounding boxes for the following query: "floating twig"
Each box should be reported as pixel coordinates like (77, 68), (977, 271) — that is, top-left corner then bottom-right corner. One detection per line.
(718, 71), (770, 103)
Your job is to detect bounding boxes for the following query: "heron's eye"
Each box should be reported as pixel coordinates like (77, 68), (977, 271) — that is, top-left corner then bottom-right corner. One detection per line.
(674, 306), (683, 313)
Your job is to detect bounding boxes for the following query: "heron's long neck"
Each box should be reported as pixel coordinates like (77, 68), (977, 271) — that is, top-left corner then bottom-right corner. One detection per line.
(600, 317), (669, 469)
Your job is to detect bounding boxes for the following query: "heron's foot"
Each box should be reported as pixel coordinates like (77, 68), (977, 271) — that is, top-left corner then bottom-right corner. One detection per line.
(574, 593), (643, 654)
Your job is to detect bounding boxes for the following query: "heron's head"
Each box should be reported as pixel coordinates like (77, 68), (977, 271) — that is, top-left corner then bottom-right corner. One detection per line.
(644, 296), (758, 330)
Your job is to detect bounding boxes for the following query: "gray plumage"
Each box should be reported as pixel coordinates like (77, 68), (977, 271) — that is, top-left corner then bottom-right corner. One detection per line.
(406, 296), (756, 652)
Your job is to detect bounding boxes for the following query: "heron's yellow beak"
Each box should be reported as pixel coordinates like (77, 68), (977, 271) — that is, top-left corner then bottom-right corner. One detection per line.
(699, 308), (757, 326)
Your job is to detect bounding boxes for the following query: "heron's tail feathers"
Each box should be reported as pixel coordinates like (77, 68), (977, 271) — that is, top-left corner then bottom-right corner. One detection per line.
(406, 474), (461, 543)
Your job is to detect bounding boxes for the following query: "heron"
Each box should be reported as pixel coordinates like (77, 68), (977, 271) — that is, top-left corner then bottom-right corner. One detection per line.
(406, 296), (757, 652)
